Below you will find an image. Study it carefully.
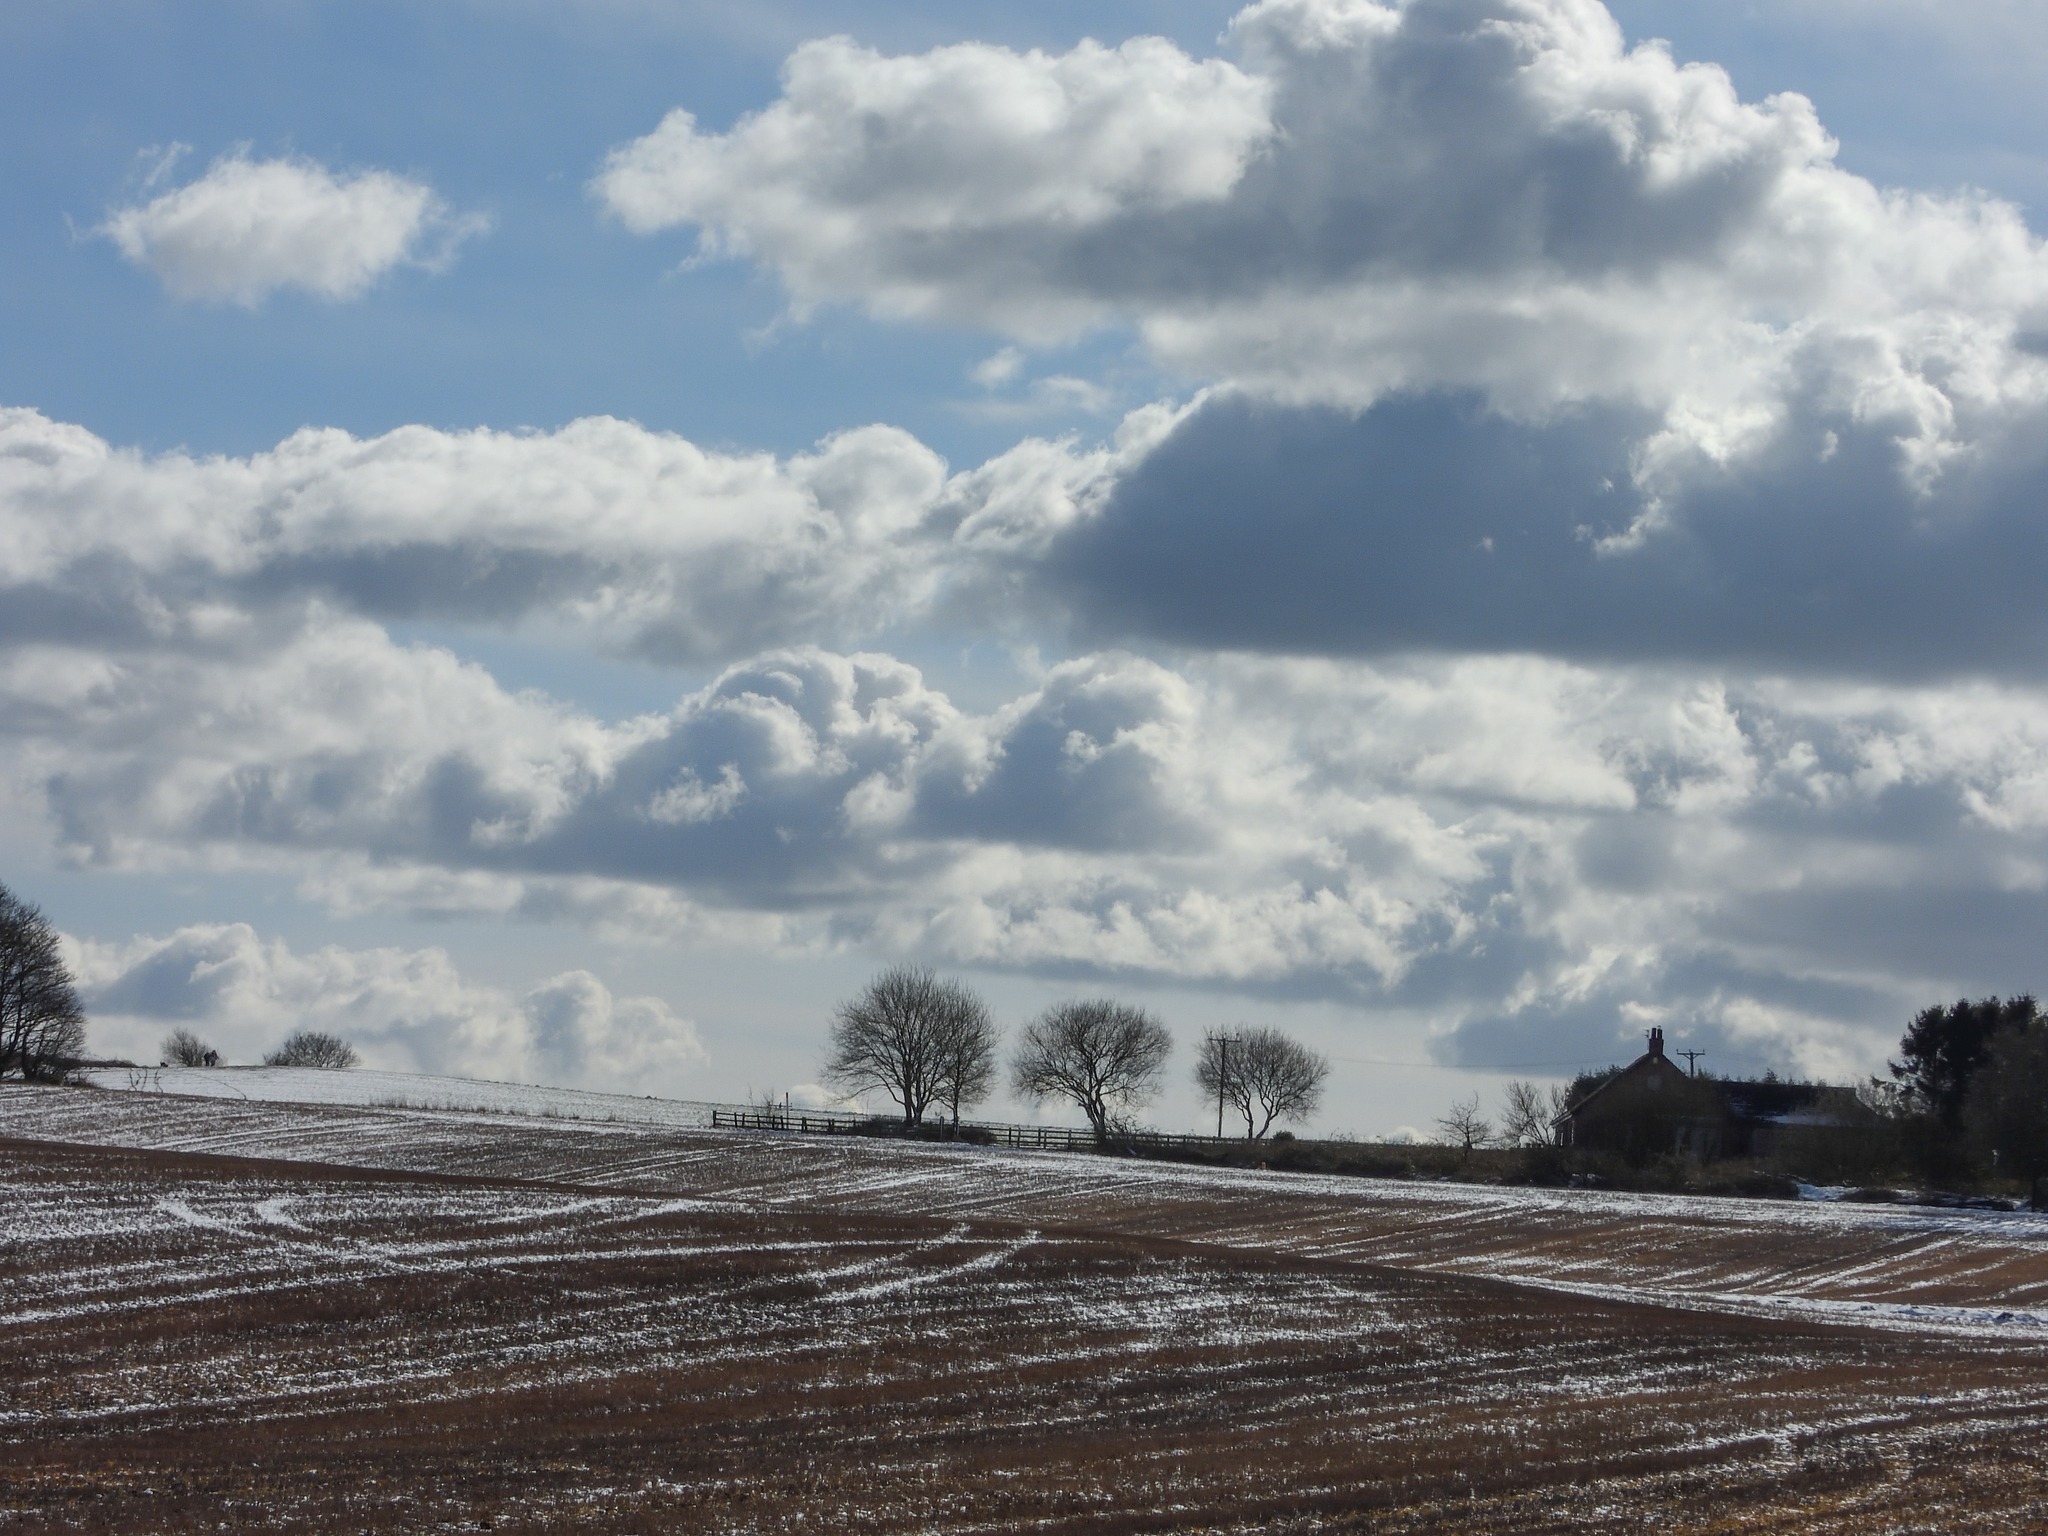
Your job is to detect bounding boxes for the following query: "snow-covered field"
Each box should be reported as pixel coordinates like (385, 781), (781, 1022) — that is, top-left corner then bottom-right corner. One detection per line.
(13, 1075), (2048, 1340)
(7, 1133), (2048, 1533)
(81, 1064), (725, 1128)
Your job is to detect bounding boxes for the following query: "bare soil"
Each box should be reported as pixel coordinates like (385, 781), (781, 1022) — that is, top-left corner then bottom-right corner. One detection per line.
(9, 1085), (2048, 1321)
(6, 1122), (2048, 1532)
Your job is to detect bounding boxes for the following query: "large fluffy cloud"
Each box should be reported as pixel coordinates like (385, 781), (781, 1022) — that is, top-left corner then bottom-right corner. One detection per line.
(588, 0), (2048, 679)
(601, 0), (2048, 594)
(601, 0), (2048, 423)
(102, 151), (486, 305)
(68, 923), (707, 1091)
(17, 0), (2048, 1087)
(18, 385), (2048, 679)
(1054, 390), (2048, 677)
(0, 403), (1179, 665)
(15, 600), (2048, 1076)
(597, 35), (1274, 337)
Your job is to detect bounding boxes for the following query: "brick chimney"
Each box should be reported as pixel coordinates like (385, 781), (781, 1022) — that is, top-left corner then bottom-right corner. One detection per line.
(1646, 1025), (1665, 1058)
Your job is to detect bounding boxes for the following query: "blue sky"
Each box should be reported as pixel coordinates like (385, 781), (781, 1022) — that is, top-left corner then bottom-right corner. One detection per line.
(11, 1), (2046, 462)
(6, 0), (2048, 1135)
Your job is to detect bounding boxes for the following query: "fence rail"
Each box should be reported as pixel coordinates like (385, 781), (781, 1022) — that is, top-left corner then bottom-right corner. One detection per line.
(709, 1107), (1252, 1155)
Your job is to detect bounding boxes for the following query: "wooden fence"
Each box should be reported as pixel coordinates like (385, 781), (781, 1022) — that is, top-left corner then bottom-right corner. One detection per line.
(709, 1107), (1249, 1156)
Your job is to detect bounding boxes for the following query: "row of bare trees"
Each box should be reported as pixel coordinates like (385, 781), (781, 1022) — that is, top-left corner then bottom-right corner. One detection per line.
(1434, 1080), (1571, 1155)
(166, 1027), (357, 1068)
(165, 1026), (358, 1068)
(823, 966), (1328, 1143)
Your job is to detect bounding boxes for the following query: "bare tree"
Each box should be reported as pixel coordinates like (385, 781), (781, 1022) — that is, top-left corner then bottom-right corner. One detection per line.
(0, 882), (87, 1081)
(1194, 1026), (1328, 1139)
(264, 1030), (359, 1069)
(162, 1028), (221, 1068)
(1498, 1079), (1567, 1148)
(824, 966), (995, 1128)
(934, 991), (999, 1127)
(1011, 999), (1171, 1147)
(1435, 1093), (1494, 1158)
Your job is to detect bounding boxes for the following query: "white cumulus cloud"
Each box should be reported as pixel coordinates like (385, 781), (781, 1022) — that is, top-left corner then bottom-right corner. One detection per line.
(598, 0), (2048, 489)
(16, 605), (2048, 1078)
(12, 0), (2048, 1088)
(102, 151), (487, 305)
(596, 35), (1273, 336)
(68, 922), (706, 1092)
(0, 402), (1174, 664)
(522, 969), (707, 1088)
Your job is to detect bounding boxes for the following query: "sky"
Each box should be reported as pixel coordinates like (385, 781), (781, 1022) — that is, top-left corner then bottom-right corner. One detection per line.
(6, 0), (2048, 1137)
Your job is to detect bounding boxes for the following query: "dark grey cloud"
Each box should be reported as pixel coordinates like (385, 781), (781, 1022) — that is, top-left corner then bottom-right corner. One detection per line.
(1051, 391), (2048, 678)
(909, 663), (1210, 854)
(1435, 949), (1915, 1077)
(244, 547), (610, 628)
(1706, 884), (2048, 994)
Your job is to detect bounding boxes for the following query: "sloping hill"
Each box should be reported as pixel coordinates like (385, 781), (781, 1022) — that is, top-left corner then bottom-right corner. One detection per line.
(9, 1081), (2048, 1532)
(6, 1135), (2048, 1534)
(9, 1078), (2048, 1335)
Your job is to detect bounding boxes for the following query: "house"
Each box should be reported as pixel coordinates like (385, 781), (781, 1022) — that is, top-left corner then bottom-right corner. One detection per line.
(1552, 1026), (1862, 1161)
(1715, 1077), (1866, 1159)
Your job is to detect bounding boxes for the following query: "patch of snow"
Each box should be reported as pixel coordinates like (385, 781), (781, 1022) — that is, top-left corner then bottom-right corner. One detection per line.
(81, 1066), (723, 1130)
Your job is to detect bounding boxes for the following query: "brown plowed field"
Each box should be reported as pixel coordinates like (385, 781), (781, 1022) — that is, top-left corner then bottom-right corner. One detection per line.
(6, 1087), (2048, 1531)
(8, 1084), (2048, 1326)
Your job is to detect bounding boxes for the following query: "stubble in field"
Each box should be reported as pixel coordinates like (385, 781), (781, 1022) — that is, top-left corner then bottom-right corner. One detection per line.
(6, 1138), (2048, 1533)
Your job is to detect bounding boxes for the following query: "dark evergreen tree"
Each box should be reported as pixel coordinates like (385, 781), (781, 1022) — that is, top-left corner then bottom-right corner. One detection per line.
(1890, 995), (2038, 1127)
(1964, 1022), (2048, 1209)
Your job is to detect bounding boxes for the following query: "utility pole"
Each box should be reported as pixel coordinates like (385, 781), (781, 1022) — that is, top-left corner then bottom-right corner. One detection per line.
(1677, 1049), (1705, 1078)
(1215, 1033), (1240, 1139)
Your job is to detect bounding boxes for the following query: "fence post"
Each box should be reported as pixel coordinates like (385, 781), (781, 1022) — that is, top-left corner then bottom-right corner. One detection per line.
(714, 1106), (1215, 1152)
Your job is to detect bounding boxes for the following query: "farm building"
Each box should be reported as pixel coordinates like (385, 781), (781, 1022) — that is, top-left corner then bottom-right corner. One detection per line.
(1552, 1027), (1862, 1161)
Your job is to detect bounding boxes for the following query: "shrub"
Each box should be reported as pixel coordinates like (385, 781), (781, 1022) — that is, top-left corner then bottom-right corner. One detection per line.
(162, 1028), (220, 1067)
(263, 1030), (359, 1069)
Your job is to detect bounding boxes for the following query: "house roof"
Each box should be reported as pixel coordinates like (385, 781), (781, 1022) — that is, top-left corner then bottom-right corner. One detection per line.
(1721, 1081), (1861, 1125)
(1550, 1046), (1690, 1126)
(1555, 1056), (1860, 1128)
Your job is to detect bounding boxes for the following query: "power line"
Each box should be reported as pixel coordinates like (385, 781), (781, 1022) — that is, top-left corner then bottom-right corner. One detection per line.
(1329, 1048), (1787, 1074)
(1323, 1052), (1627, 1071)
